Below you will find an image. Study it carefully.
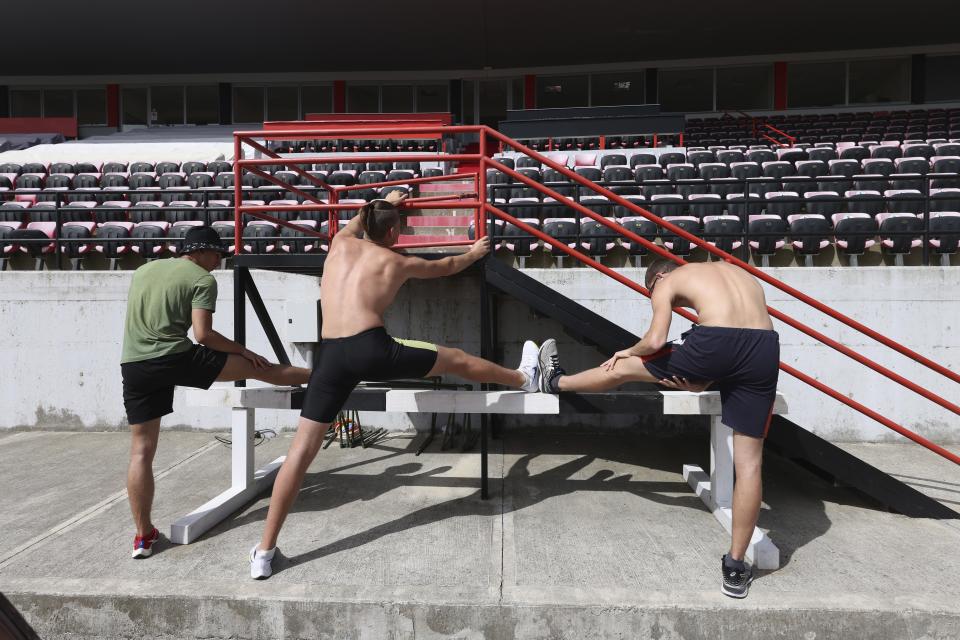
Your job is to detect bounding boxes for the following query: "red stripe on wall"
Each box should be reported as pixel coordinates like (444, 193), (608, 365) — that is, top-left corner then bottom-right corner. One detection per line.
(333, 80), (346, 113)
(524, 74), (536, 109)
(773, 62), (787, 110)
(106, 84), (119, 128)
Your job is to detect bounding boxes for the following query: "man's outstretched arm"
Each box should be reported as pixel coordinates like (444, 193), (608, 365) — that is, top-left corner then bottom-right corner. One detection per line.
(602, 284), (674, 370)
(192, 308), (271, 369)
(403, 237), (490, 280)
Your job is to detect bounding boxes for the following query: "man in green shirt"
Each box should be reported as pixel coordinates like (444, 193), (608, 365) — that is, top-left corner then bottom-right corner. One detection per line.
(121, 226), (310, 559)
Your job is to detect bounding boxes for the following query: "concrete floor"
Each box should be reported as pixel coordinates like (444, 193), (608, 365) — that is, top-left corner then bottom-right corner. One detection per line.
(1, 428), (959, 639)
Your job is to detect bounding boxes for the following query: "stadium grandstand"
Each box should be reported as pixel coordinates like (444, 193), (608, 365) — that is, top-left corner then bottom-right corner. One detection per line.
(1, 3), (960, 271)
(2, 2), (960, 639)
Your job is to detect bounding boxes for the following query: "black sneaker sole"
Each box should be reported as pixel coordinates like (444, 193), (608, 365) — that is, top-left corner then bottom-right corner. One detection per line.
(720, 575), (753, 599)
(537, 340), (558, 393)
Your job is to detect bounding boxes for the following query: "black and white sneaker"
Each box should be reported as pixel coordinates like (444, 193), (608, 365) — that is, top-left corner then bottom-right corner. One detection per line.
(720, 555), (754, 599)
(537, 338), (566, 394)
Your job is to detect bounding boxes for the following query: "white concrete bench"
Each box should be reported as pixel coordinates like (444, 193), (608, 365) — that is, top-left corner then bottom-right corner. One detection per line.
(177, 386), (787, 571)
(666, 391), (789, 570)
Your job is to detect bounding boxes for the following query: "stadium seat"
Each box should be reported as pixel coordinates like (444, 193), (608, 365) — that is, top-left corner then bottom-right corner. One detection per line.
(870, 145), (902, 160)
(660, 216), (701, 258)
(618, 216), (659, 267)
(833, 213), (878, 266)
(181, 161), (207, 175)
(687, 193), (724, 220)
(123, 200), (163, 223)
(502, 218), (540, 268)
(829, 159), (861, 178)
(0, 221), (23, 270)
(931, 188), (960, 212)
(130, 222), (170, 258)
(12, 222), (57, 269)
(765, 192), (802, 219)
(788, 214), (832, 266)
(21, 162), (47, 174)
(703, 215), (743, 253)
(542, 217), (579, 265)
(130, 162), (155, 174)
(658, 152), (685, 168)
(747, 149), (776, 164)
(242, 221), (279, 254)
(807, 148), (838, 163)
(928, 212), (960, 265)
(804, 191), (843, 217)
(649, 194), (685, 218)
(845, 190), (884, 216)
(748, 215), (788, 267)
(58, 221), (97, 268)
(877, 213), (922, 265)
(579, 217), (617, 258)
(885, 189), (924, 215)
(730, 162), (762, 180)
(156, 161), (181, 175)
(762, 161), (795, 180)
(726, 193), (764, 217)
(600, 154), (628, 169)
(840, 146), (869, 162)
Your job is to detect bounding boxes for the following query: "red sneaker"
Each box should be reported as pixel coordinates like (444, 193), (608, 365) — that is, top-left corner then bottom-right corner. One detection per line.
(132, 527), (160, 559)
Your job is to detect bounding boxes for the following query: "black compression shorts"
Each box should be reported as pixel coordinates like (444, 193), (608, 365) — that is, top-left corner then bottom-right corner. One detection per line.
(642, 325), (780, 438)
(300, 326), (439, 423)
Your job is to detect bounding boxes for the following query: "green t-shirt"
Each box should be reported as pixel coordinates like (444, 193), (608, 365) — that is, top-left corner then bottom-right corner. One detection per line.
(121, 258), (218, 364)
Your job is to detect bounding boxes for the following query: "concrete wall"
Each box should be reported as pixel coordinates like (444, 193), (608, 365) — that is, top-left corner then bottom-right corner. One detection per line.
(0, 265), (957, 443)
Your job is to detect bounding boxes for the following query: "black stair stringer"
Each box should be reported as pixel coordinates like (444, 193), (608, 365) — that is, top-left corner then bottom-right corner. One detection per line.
(483, 257), (959, 519)
(483, 256), (637, 353)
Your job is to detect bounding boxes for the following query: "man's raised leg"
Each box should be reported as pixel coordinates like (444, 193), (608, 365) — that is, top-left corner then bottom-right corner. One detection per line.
(428, 345), (533, 389)
(217, 355), (310, 386)
(128, 418), (161, 539)
(554, 356), (660, 392)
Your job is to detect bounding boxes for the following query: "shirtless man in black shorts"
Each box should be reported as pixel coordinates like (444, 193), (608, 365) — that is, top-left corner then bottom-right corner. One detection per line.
(537, 257), (780, 598)
(250, 191), (540, 578)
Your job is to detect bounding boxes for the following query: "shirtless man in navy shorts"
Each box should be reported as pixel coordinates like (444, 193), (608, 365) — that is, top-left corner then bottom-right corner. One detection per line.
(537, 257), (780, 598)
(249, 191), (540, 578)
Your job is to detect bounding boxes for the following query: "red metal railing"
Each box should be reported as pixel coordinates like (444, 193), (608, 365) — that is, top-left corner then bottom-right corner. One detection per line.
(233, 124), (959, 466)
(725, 110), (797, 147)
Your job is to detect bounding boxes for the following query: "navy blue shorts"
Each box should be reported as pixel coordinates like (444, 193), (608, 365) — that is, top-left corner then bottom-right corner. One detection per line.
(642, 325), (780, 438)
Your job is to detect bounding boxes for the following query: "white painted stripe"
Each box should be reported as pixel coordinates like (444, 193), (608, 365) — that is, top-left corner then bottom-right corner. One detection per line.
(0, 440), (220, 570)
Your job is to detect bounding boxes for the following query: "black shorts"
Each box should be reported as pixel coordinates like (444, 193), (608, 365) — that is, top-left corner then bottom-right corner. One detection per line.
(642, 325), (780, 438)
(121, 344), (228, 425)
(301, 327), (439, 423)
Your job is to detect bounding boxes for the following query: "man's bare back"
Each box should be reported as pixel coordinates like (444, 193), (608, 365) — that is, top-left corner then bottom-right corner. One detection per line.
(320, 194), (490, 339)
(320, 236), (409, 338)
(659, 262), (773, 331)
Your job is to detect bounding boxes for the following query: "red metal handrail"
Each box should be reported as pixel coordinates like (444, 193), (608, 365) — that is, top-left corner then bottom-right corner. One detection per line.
(485, 126), (960, 387)
(761, 123), (797, 148)
(486, 202), (960, 466)
(232, 125), (959, 466)
(484, 157), (960, 417)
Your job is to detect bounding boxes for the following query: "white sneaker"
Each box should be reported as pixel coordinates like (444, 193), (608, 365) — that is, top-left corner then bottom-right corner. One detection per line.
(250, 544), (276, 580)
(518, 340), (540, 392)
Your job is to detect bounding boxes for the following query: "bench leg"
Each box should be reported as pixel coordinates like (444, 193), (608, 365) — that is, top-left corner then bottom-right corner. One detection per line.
(169, 408), (285, 544)
(682, 416), (780, 570)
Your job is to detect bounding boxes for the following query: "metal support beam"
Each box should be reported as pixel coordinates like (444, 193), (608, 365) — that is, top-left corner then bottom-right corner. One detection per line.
(233, 266), (247, 387)
(242, 269), (291, 366)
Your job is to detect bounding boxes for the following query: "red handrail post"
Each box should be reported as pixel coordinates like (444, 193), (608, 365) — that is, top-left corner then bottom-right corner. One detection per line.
(233, 134), (243, 256)
(478, 130), (487, 238)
